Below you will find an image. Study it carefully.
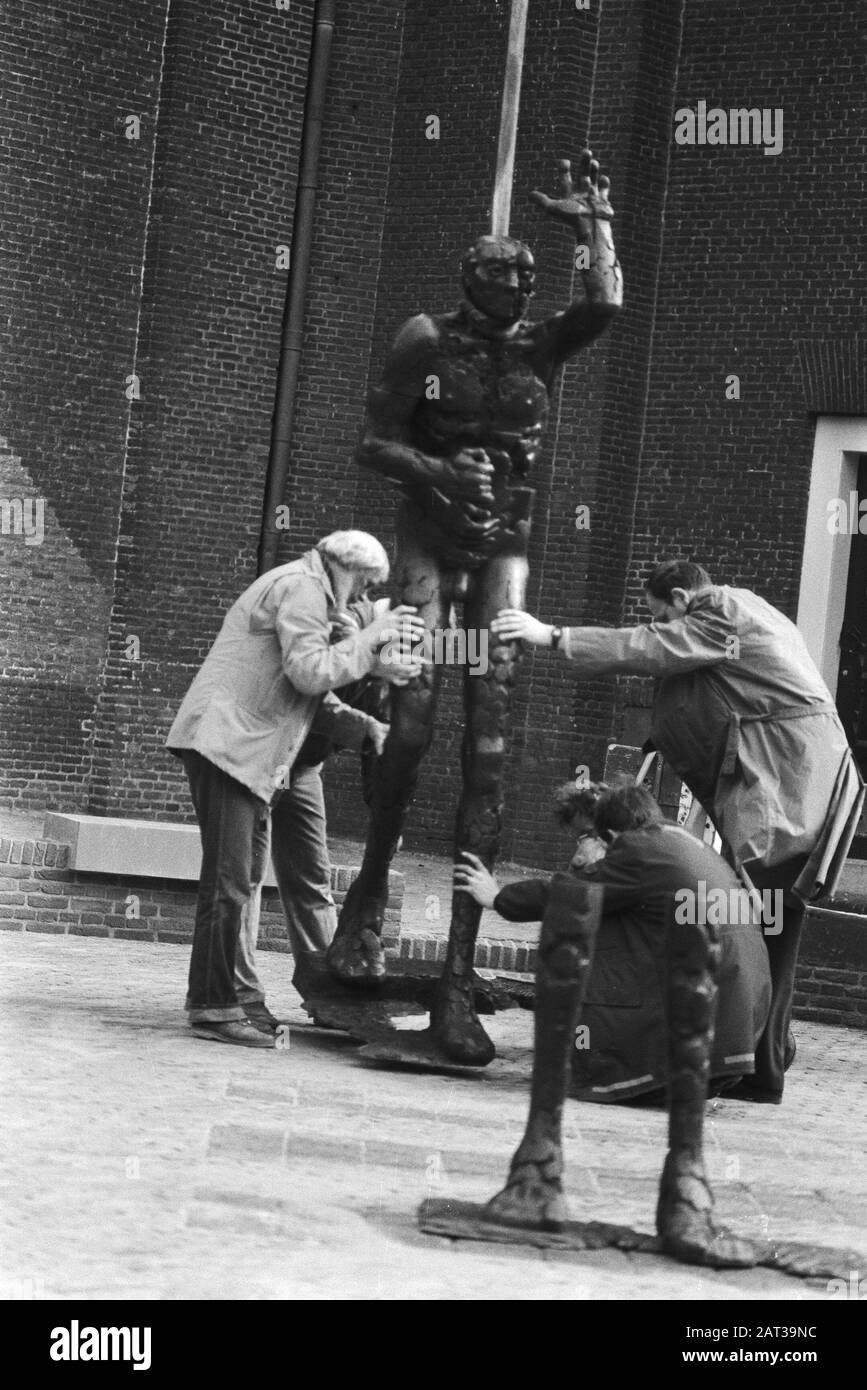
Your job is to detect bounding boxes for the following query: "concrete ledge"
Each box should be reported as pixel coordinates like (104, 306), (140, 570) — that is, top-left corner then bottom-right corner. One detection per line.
(837, 860), (867, 897)
(44, 812), (288, 885)
(802, 907), (867, 971)
(0, 832), (403, 950)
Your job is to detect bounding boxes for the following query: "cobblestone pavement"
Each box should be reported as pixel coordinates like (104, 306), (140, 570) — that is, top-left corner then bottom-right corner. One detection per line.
(2, 933), (866, 1302)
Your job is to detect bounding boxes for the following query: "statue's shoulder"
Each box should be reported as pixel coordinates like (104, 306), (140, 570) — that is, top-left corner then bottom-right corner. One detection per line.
(391, 311), (444, 346)
(524, 310), (562, 342)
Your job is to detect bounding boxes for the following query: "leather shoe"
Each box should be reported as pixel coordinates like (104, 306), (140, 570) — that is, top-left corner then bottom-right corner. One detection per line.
(723, 1078), (782, 1104)
(191, 1019), (277, 1048)
(244, 1002), (282, 1035)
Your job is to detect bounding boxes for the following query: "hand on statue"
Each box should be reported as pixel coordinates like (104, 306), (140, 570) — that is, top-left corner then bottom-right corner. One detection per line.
(491, 608), (554, 646)
(367, 720), (390, 756)
(372, 649), (426, 685)
(330, 610), (361, 641)
(438, 447), (496, 502)
(530, 150), (614, 241)
(362, 604), (425, 649)
(453, 852), (500, 909)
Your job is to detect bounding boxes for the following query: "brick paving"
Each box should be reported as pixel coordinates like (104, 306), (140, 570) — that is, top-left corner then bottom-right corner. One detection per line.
(2, 933), (866, 1301)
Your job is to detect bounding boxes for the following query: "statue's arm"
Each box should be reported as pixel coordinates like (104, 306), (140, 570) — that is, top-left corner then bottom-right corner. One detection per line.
(357, 314), (439, 488)
(532, 152), (624, 363)
(358, 316), (494, 501)
(546, 222), (622, 358)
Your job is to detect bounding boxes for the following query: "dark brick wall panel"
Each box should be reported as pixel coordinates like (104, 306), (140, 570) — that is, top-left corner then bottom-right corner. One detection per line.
(618, 0), (867, 745)
(0, 0), (169, 810)
(86, 0), (318, 814)
(327, 0), (688, 865)
(2, 0), (864, 875)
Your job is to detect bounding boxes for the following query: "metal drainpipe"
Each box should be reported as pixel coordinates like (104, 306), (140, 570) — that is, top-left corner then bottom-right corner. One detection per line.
(257, 0), (336, 575)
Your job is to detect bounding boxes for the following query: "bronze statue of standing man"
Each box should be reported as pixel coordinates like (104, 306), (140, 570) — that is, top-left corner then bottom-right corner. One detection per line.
(327, 151), (623, 1065)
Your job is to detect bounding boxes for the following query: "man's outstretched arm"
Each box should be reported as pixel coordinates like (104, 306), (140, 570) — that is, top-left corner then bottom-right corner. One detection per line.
(491, 606), (732, 678)
(454, 852), (550, 921)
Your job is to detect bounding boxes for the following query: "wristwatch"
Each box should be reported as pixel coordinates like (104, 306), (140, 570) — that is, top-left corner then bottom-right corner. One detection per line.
(550, 626), (563, 650)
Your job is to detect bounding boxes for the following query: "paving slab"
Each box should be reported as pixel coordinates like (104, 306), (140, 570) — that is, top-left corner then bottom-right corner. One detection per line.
(1, 933), (866, 1301)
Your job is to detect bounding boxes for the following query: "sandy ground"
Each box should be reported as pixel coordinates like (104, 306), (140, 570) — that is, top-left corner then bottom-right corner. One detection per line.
(2, 932), (866, 1302)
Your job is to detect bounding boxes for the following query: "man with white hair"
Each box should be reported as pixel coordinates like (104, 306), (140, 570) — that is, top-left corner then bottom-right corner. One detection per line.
(167, 531), (424, 1047)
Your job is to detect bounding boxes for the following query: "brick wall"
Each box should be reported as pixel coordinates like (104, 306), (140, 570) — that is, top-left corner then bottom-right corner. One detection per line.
(615, 0), (867, 743)
(326, 0), (689, 865)
(85, 0), (407, 821)
(0, 0), (169, 810)
(86, 0), (318, 816)
(2, 0), (864, 876)
(0, 834), (402, 951)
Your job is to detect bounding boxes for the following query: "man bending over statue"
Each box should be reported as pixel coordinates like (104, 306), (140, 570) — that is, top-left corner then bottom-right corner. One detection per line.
(493, 558), (865, 1100)
(166, 531), (423, 1047)
(327, 151), (623, 1067)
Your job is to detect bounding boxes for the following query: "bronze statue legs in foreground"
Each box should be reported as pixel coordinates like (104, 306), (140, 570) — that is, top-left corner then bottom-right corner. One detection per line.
(327, 522), (528, 1065)
(419, 874), (862, 1275)
(486, 874), (753, 1265)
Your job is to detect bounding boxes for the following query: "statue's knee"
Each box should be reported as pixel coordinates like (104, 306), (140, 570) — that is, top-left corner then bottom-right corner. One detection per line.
(389, 696), (436, 764)
(669, 984), (714, 1035)
(463, 735), (506, 796)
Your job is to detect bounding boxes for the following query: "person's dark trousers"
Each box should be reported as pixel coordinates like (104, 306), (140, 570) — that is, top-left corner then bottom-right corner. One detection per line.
(270, 763), (336, 983)
(182, 750), (271, 1024)
(748, 859), (808, 1097)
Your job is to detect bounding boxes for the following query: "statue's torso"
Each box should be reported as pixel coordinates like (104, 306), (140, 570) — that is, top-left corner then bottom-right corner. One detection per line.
(412, 312), (553, 480)
(400, 312), (556, 568)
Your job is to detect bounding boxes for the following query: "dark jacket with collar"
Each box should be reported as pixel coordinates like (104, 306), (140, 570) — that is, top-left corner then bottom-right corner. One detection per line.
(494, 822), (772, 1103)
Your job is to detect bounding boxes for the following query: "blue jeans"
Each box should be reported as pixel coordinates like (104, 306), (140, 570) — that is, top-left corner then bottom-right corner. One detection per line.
(271, 764), (337, 959)
(182, 752), (336, 1022)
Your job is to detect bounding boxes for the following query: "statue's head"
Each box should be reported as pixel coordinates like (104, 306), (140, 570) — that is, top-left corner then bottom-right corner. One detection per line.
(460, 235), (535, 326)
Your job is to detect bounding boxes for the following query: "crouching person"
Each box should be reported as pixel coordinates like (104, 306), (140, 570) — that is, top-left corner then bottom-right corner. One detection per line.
(455, 782), (773, 1101)
(167, 531), (424, 1048)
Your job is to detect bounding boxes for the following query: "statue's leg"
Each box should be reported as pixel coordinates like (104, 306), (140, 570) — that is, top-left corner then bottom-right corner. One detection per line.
(430, 550), (527, 1063)
(656, 906), (752, 1263)
(485, 875), (602, 1227)
(327, 538), (448, 984)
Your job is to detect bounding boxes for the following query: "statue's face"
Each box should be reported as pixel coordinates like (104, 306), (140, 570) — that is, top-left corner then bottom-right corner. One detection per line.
(463, 238), (535, 324)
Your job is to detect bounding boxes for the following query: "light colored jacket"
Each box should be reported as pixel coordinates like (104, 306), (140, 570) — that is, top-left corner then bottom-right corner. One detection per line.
(167, 550), (382, 803)
(563, 586), (865, 899)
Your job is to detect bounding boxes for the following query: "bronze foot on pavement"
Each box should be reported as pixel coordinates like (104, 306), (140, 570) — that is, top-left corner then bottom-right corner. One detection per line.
(480, 1156), (569, 1234)
(325, 927), (386, 985)
(430, 984), (496, 1066)
(656, 1149), (755, 1268)
(327, 878), (388, 985)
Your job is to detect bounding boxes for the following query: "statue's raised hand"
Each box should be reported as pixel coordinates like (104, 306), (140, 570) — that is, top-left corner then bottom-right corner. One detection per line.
(530, 150), (614, 240)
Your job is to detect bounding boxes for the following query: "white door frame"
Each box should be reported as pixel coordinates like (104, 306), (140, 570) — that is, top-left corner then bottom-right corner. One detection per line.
(796, 416), (867, 694)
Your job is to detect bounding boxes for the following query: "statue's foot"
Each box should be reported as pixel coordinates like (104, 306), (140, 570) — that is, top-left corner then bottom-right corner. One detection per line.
(326, 880), (388, 985)
(657, 1149), (755, 1268)
(325, 927), (386, 984)
(430, 984), (495, 1066)
(485, 1161), (568, 1231)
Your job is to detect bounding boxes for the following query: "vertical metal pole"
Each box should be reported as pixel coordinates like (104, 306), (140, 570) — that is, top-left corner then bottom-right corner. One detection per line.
(490, 0), (529, 238)
(258, 0), (336, 576)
